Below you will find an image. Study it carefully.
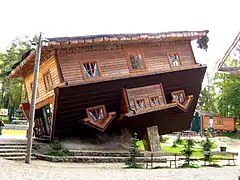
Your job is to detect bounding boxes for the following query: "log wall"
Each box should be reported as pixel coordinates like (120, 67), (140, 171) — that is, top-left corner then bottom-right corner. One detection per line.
(24, 54), (60, 105)
(58, 42), (197, 85)
(126, 84), (166, 111)
(203, 116), (236, 131)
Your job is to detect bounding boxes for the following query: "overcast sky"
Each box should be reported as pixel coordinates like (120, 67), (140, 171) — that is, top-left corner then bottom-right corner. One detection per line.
(0, 0), (239, 80)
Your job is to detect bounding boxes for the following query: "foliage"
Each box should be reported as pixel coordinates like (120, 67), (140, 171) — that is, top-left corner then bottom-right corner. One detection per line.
(179, 164), (200, 168)
(0, 37), (33, 109)
(181, 139), (195, 165)
(200, 139), (216, 150)
(159, 136), (169, 143)
(201, 136), (213, 163)
(50, 138), (63, 151)
(161, 145), (231, 159)
(197, 35), (209, 51)
(44, 149), (73, 156)
(175, 137), (184, 145)
(171, 141), (177, 148)
(197, 86), (217, 113)
(125, 133), (142, 168)
(152, 166), (170, 169)
(202, 163), (222, 168)
(213, 72), (240, 121)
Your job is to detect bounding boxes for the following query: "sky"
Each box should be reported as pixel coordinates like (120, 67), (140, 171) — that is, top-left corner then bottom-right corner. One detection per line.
(0, 0), (239, 83)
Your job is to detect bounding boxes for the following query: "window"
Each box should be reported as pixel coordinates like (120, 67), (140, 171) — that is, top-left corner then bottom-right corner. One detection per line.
(168, 53), (181, 67)
(82, 60), (101, 78)
(172, 90), (185, 103)
(217, 119), (223, 125)
(127, 50), (146, 71)
(30, 82), (39, 98)
(149, 96), (160, 107)
(86, 105), (107, 122)
(135, 98), (147, 110)
(43, 71), (53, 92)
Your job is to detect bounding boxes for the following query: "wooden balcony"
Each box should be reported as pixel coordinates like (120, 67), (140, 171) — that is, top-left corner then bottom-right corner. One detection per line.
(80, 112), (116, 132)
(120, 87), (193, 119)
(120, 103), (178, 118)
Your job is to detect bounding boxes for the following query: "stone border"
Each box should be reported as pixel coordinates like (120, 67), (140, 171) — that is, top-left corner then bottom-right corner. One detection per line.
(33, 153), (128, 163)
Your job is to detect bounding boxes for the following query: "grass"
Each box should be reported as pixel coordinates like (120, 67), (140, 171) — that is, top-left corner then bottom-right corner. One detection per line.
(123, 165), (144, 169)
(152, 166), (170, 169)
(202, 163), (222, 168)
(179, 164), (200, 168)
(2, 129), (26, 135)
(221, 132), (239, 138)
(0, 116), (8, 121)
(136, 140), (231, 159)
(161, 145), (232, 159)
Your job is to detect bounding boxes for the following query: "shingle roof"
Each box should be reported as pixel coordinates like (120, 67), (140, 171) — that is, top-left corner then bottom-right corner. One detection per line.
(47, 30), (209, 48)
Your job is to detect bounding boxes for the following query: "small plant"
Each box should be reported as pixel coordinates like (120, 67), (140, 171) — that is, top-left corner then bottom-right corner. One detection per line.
(201, 134), (214, 163)
(181, 139), (195, 165)
(179, 164), (200, 168)
(172, 141), (177, 148)
(125, 132), (142, 168)
(175, 138), (183, 145)
(159, 136), (169, 143)
(51, 138), (63, 151)
(202, 163), (221, 168)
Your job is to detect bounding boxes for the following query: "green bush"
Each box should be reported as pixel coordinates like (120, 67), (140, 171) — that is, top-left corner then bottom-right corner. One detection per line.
(159, 136), (169, 143)
(175, 138), (184, 145)
(181, 139), (195, 165)
(50, 138), (63, 151)
(125, 133), (143, 168)
(172, 141), (177, 148)
(200, 139), (216, 149)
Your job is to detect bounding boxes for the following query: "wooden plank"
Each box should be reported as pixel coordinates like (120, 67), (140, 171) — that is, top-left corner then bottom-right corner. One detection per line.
(57, 41), (197, 85)
(24, 54), (61, 107)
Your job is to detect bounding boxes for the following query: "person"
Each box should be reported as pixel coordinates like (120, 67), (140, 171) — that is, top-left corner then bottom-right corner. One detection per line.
(0, 119), (4, 136)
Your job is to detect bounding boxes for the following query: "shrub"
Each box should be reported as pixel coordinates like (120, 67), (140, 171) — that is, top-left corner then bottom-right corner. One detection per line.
(181, 139), (195, 165)
(50, 138), (63, 151)
(200, 139), (216, 150)
(159, 136), (169, 143)
(172, 141), (177, 148)
(201, 136), (214, 163)
(175, 138), (184, 145)
(125, 133), (142, 168)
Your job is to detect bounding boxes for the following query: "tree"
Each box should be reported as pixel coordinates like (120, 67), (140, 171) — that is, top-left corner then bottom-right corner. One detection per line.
(0, 36), (32, 109)
(181, 139), (195, 165)
(213, 72), (240, 121)
(125, 132), (142, 168)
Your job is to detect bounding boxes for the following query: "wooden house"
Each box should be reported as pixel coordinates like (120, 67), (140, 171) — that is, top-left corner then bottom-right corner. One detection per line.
(7, 30), (208, 143)
(202, 115), (237, 132)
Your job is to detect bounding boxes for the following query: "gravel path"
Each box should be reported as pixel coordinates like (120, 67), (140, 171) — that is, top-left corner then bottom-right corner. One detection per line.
(0, 159), (239, 180)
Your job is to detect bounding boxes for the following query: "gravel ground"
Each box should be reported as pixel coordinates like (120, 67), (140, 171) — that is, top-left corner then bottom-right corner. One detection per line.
(0, 159), (240, 180)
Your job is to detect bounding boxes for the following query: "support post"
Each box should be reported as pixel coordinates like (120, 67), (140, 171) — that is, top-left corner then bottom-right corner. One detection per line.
(25, 32), (43, 164)
(143, 125), (161, 152)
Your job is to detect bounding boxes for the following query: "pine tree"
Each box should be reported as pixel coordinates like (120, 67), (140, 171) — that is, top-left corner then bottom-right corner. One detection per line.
(181, 139), (195, 165)
(125, 132), (141, 167)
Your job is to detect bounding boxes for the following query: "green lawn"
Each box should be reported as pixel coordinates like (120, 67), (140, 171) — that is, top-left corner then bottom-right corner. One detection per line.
(0, 116), (8, 121)
(136, 140), (231, 159)
(2, 129), (26, 135)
